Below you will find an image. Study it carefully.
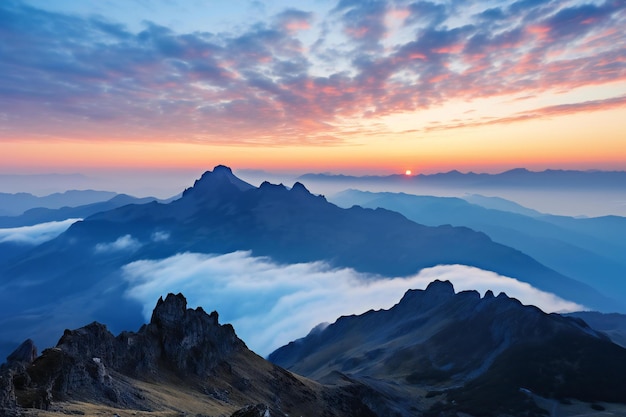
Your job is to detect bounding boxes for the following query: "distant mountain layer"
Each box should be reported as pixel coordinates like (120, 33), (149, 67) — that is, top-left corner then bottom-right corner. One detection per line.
(566, 311), (626, 348)
(0, 190), (118, 217)
(331, 189), (626, 300)
(300, 168), (626, 189)
(0, 166), (617, 361)
(270, 281), (626, 416)
(0, 293), (379, 417)
(0, 194), (159, 227)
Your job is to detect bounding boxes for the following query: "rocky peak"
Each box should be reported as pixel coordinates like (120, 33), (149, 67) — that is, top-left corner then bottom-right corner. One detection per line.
(2, 295), (379, 417)
(291, 182), (309, 194)
(396, 279), (456, 310)
(182, 165), (254, 198)
(6, 340), (37, 366)
(425, 279), (455, 296)
(5, 293), (248, 410)
(151, 293), (188, 327)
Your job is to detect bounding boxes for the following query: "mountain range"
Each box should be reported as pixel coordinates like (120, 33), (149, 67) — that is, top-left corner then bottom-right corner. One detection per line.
(298, 169), (626, 217)
(300, 168), (626, 190)
(0, 194), (163, 228)
(3, 284), (626, 416)
(0, 190), (118, 217)
(331, 189), (626, 300)
(0, 165), (618, 360)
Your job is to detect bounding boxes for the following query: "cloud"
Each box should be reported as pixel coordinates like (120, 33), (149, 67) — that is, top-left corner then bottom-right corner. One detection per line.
(0, 218), (81, 245)
(122, 251), (584, 357)
(424, 95), (626, 132)
(1, 0), (624, 144)
(94, 234), (141, 253)
(151, 231), (170, 242)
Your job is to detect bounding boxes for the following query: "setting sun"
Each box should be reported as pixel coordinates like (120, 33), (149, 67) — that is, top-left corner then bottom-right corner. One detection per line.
(405, 170), (412, 176)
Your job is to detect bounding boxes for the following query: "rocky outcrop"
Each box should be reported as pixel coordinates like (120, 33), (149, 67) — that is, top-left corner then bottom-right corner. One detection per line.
(1, 339), (38, 413)
(6, 339), (37, 366)
(0, 372), (17, 412)
(11, 293), (246, 408)
(5, 293), (380, 416)
(230, 403), (270, 417)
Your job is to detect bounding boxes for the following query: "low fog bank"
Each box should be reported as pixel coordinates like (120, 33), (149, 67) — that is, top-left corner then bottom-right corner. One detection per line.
(123, 251), (584, 357)
(0, 218), (81, 245)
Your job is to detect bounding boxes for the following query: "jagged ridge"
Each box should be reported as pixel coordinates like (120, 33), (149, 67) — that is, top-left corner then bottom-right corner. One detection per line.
(1, 294), (380, 417)
(270, 280), (626, 416)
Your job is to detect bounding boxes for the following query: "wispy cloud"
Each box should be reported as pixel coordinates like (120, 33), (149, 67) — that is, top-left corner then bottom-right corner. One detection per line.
(0, 218), (81, 245)
(94, 234), (141, 253)
(1, 0), (624, 144)
(122, 251), (584, 357)
(425, 95), (626, 131)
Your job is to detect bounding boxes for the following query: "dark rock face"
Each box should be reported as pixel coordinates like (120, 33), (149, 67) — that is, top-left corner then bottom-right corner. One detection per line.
(14, 293), (246, 409)
(6, 339), (37, 365)
(230, 403), (269, 417)
(0, 372), (16, 412)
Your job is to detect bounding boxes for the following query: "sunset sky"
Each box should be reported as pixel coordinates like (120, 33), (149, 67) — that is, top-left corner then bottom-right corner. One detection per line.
(1, 0), (625, 176)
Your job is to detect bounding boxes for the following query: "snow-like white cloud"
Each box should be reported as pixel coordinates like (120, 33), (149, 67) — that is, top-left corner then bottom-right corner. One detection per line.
(151, 231), (170, 242)
(122, 251), (585, 357)
(0, 218), (81, 245)
(94, 234), (141, 253)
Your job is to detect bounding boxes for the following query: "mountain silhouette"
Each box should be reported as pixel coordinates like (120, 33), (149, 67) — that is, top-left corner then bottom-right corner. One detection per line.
(270, 281), (626, 416)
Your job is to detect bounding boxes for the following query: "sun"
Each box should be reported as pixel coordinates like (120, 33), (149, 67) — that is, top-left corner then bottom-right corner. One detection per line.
(405, 169), (412, 176)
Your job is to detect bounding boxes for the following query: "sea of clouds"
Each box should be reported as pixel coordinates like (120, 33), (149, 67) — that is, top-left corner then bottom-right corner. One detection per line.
(122, 251), (585, 357)
(0, 218), (81, 245)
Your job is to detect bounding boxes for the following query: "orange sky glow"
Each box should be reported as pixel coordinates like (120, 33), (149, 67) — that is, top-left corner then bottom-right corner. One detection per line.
(1, 0), (625, 177)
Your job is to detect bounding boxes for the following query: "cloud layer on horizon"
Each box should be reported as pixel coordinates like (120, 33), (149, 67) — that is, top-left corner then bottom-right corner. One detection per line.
(122, 251), (585, 357)
(1, 0), (625, 144)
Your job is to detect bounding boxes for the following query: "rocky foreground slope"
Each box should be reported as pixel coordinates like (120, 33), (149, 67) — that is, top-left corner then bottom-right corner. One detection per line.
(0, 294), (380, 417)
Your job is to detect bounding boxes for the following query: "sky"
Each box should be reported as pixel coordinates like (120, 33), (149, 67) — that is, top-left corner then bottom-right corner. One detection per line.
(1, 0), (626, 176)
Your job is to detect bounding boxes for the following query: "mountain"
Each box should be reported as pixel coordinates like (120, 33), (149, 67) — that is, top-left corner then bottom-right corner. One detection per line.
(0, 194), (164, 269)
(0, 194), (160, 228)
(331, 189), (626, 300)
(0, 293), (379, 417)
(300, 168), (626, 190)
(462, 193), (543, 217)
(566, 311), (626, 348)
(0, 190), (118, 217)
(300, 169), (626, 217)
(0, 165), (615, 360)
(269, 280), (626, 416)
